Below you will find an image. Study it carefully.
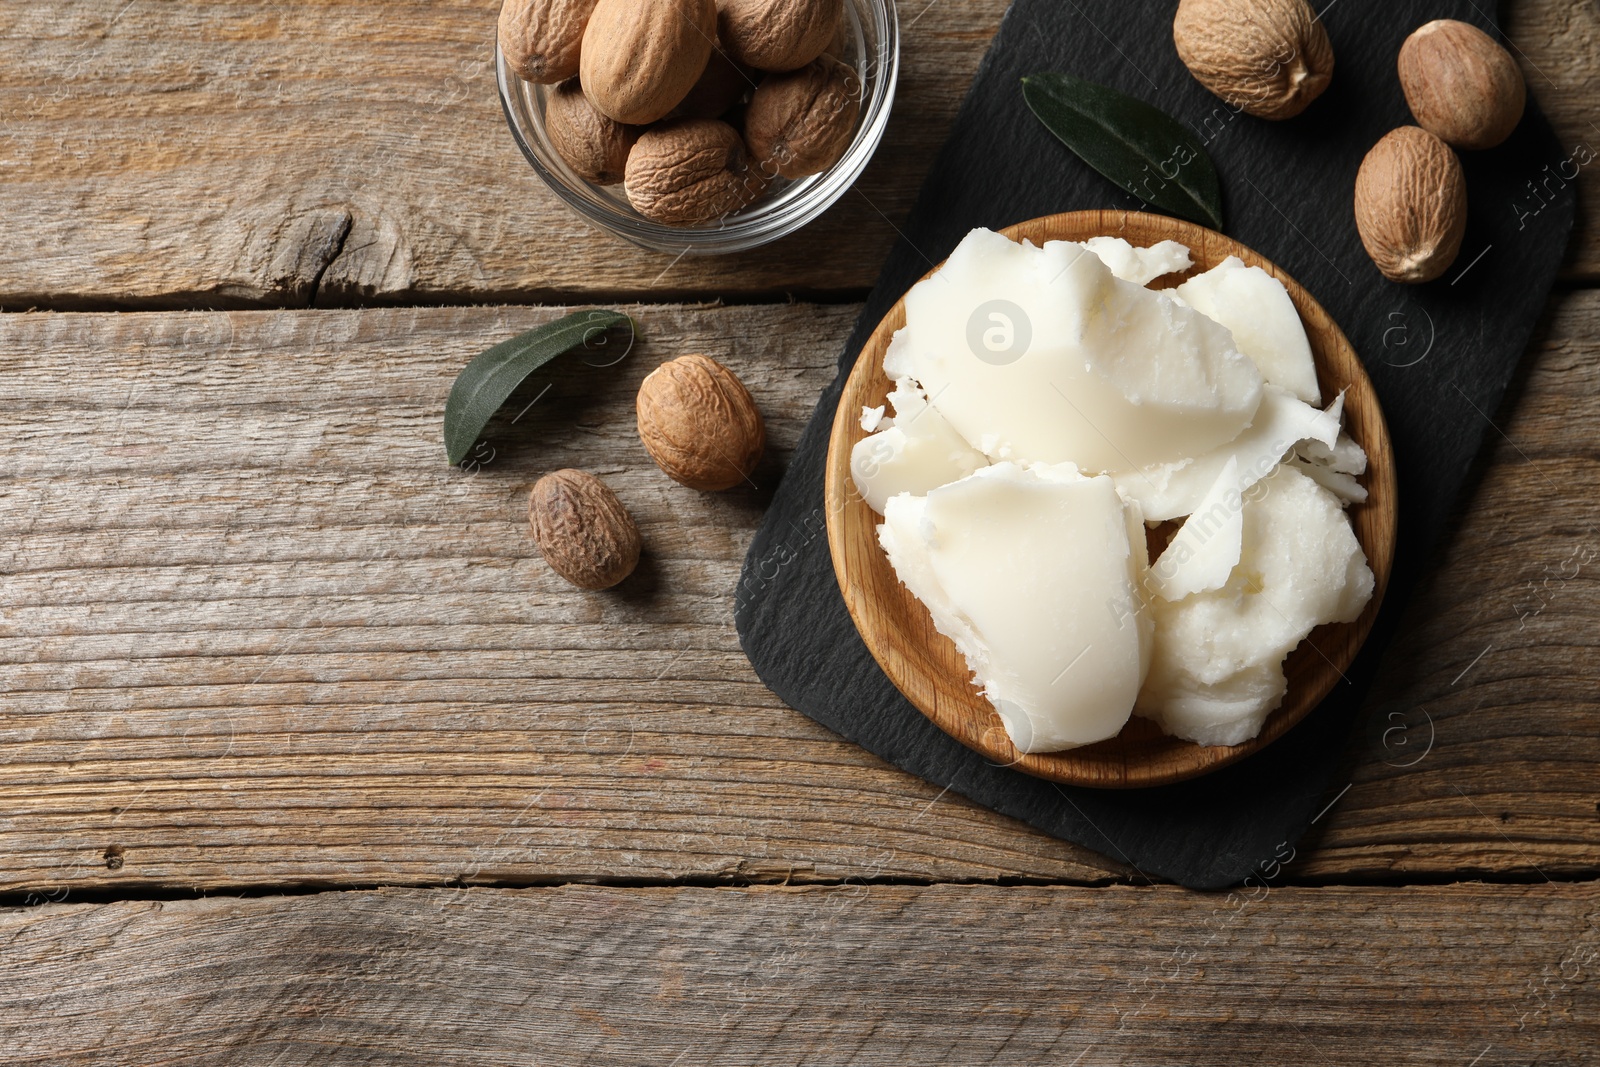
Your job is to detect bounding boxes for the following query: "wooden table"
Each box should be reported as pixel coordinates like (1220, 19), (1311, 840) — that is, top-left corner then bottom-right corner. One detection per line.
(1, 1), (1596, 1060)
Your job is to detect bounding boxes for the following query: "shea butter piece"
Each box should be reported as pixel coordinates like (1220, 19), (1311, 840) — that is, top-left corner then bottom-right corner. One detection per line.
(1297, 431), (1368, 476)
(1136, 465), (1375, 746)
(1148, 457), (1244, 602)
(851, 378), (989, 514)
(1138, 661), (1289, 747)
(1292, 422), (1369, 503)
(878, 463), (1151, 752)
(1287, 457), (1368, 505)
(884, 228), (1263, 474)
(1175, 256), (1321, 405)
(1083, 236), (1194, 286)
(1115, 387), (1341, 522)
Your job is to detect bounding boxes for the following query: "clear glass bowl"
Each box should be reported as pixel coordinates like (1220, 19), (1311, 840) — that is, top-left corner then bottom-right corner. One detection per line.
(496, 0), (900, 255)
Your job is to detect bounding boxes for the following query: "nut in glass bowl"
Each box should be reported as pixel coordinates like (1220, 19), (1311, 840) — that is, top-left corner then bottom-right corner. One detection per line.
(496, 0), (900, 254)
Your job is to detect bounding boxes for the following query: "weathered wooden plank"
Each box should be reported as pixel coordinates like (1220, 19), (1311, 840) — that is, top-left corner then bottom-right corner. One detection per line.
(0, 297), (1596, 896)
(0, 0), (1593, 310)
(0, 0), (1005, 307)
(2, 882), (1596, 1064)
(1301, 289), (1600, 878)
(0, 302), (1126, 891)
(1505, 0), (1600, 276)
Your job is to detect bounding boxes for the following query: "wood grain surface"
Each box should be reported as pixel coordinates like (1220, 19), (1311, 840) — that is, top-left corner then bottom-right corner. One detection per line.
(0, 298), (1595, 897)
(0, 302), (1127, 893)
(1505, 0), (1600, 275)
(1, 0), (1597, 1059)
(3, 882), (1598, 1065)
(1299, 286), (1600, 879)
(0, 0), (1593, 310)
(825, 210), (1397, 788)
(0, 0), (998, 308)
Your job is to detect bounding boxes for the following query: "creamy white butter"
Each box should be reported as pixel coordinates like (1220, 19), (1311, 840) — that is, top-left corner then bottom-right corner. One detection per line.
(1298, 431), (1368, 475)
(878, 463), (1151, 752)
(1082, 236), (1194, 285)
(851, 379), (989, 514)
(1287, 456), (1369, 505)
(857, 227), (1376, 751)
(1138, 661), (1289, 747)
(881, 228), (1263, 474)
(1174, 256), (1321, 405)
(1114, 387), (1344, 522)
(1135, 465), (1375, 746)
(1148, 456), (1244, 602)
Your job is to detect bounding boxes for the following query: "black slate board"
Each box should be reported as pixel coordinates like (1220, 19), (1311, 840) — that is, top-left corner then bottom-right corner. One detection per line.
(735, 0), (1576, 888)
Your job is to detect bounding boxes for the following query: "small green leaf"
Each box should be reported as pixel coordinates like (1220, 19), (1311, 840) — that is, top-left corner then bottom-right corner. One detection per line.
(443, 309), (634, 466)
(1022, 72), (1224, 231)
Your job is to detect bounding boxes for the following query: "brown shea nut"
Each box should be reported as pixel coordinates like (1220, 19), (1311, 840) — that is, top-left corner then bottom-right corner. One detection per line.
(546, 79), (640, 185)
(1354, 126), (1468, 284)
(624, 119), (767, 225)
(745, 55), (861, 180)
(581, 0), (716, 125)
(528, 469), (642, 590)
(636, 354), (765, 491)
(1172, 0), (1334, 120)
(674, 45), (752, 119)
(1399, 19), (1525, 150)
(499, 0), (599, 85)
(718, 0), (843, 72)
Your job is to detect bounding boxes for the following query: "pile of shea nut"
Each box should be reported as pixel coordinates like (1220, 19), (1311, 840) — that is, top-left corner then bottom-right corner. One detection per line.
(500, 0), (861, 226)
(1172, 0), (1526, 283)
(852, 228), (1375, 752)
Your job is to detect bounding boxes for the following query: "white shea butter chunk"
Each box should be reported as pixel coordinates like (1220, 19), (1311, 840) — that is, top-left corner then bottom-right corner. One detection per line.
(1174, 256), (1321, 405)
(878, 463), (1152, 753)
(851, 379), (989, 514)
(1287, 457), (1368, 505)
(1298, 431), (1368, 475)
(1142, 661), (1289, 748)
(1115, 387), (1342, 522)
(1291, 421), (1370, 505)
(1148, 457), (1244, 602)
(883, 228), (1263, 474)
(1082, 236), (1194, 286)
(1136, 466), (1375, 747)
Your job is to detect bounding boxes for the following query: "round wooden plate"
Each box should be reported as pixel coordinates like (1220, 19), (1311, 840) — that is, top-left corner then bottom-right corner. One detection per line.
(823, 210), (1397, 788)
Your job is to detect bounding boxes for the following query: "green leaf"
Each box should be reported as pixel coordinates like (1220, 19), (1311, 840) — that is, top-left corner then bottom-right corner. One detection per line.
(1022, 72), (1224, 231)
(443, 309), (634, 466)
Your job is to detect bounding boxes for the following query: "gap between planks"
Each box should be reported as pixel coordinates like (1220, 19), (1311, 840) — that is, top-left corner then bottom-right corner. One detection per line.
(8, 866), (1600, 913)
